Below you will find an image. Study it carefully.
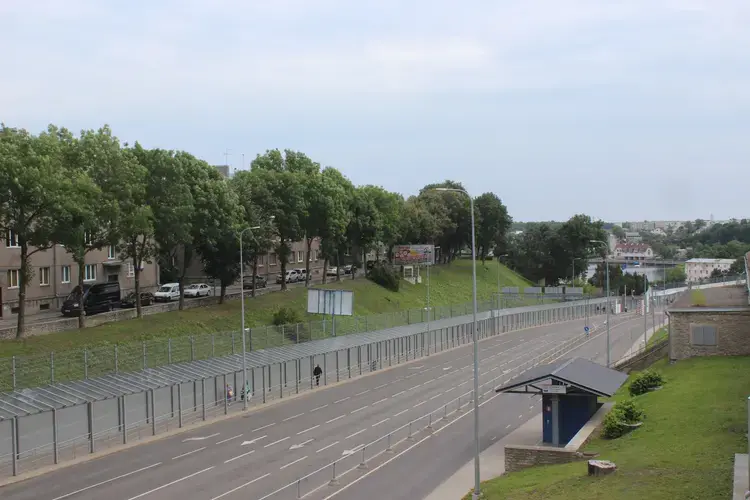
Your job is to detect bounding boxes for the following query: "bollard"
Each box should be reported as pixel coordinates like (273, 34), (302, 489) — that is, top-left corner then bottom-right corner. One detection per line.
(11, 355), (16, 390)
(151, 389), (156, 435)
(142, 341), (147, 369)
(427, 413), (433, 430)
(178, 384), (183, 428)
(50, 351), (55, 383)
(84, 349), (89, 379)
(407, 421), (414, 441)
(329, 462), (339, 486)
(11, 417), (18, 476)
(122, 396), (128, 444)
(88, 401), (95, 453)
(52, 408), (59, 464)
(386, 433), (393, 453)
(358, 446), (368, 469)
(297, 479), (301, 499)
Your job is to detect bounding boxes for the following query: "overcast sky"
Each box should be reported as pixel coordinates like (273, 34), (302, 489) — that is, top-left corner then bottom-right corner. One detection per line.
(2, 1), (748, 222)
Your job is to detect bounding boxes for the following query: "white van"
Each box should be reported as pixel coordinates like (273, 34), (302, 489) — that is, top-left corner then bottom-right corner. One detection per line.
(154, 283), (181, 302)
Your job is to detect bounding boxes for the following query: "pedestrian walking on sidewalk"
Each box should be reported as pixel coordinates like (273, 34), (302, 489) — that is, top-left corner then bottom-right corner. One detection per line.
(313, 364), (322, 386)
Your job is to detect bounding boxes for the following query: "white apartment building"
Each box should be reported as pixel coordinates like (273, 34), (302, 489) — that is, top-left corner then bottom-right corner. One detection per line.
(685, 258), (735, 282)
(613, 243), (654, 261)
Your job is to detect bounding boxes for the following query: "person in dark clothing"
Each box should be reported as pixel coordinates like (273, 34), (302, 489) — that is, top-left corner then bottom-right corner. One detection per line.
(313, 364), (323, 386)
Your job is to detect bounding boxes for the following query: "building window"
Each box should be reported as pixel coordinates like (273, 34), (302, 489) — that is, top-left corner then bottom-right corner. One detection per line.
(269, 254), (277, 266)
(108, 245), (116, 259)
(84, 264), (97, 282)
(5, 230), (19, 248)
(7, 269), (20, 288)
(298, 251), (304, 263)
(127, 263), (135, 278)
(39, 267), (50, 286)
(313, 250), (319, 261)
(61, 265), (71, 283)
(258, 255), (265, 267)
(691, 324), (717, 346)
(84, 232), (92, 245)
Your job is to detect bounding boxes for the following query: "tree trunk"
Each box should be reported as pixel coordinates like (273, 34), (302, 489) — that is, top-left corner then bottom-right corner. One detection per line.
(134, 263), (143, 318)
(279, 242), (288, 291)
(336, 251), (341, 282)
(305, 238), (313, 287)
(178, 247), (188, 310)
(15, 243), (30, 338)
(76, 255), (86, 329)
(219, 282), (227, 303)
(322, 259), (328, 284)
(178, 280), (185, 310)
(251, 258), (258, 297)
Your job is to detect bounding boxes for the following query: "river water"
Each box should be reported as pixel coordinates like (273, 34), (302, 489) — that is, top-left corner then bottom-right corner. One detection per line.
(586, 264), (668, 283)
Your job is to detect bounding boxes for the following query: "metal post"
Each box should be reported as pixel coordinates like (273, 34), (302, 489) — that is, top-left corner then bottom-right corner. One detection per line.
(115, 345), (119, 374)
(262, 367), (266, 403)
(606, 255), (611, 367)
(202, 378), (207, 420)
(211, 334), (215, 357)
(644, 276), (648, 348)
(468, 194), (481, 500)
(191, 336), (195, 361)
(178, 384), (183, 428)
(151, 389), (156, 435)
(279, 364), (283, 398)
(224, 374), (229, 414)
(122, 395), (128, 444)
(747, 396), (750, 484)
(347, 348), (351, 378)
(88, 401), (94, 453)
(310, 356), (314, 389)
(336, 350), (340, 382)
(359, 346), (362, 375)
(142, 341), (147, 369)
(84, 349), (88, 379)
(11, 416), (17, 476)
(50, 351), (55, 383)
(11, 355), (16, 389)
(52, 408), (59, 464)
(426, 263), (431, 355)
(296, 360), (299, 394)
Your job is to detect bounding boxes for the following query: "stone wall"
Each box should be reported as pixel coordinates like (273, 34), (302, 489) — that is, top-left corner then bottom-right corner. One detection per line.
(615, 340), (669, 373)
(505, 402), (613, 473)
(669, 310), (750, 361)
(0, 291), (243, 340)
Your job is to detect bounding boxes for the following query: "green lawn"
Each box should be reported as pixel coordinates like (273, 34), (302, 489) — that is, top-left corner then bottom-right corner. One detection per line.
(472, 356), (750, 500)
(647, 326), (668, 347)
(0, 260), (535, 389)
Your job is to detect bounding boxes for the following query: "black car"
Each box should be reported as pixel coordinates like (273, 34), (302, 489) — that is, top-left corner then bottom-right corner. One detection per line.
(120, 291), (154, 308)
(243, 275), (267, 289)
(61, 282), (121, 317)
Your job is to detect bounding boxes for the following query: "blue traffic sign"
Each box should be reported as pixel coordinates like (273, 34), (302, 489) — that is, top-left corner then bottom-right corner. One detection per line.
(584, 326), (590, 333)
(621, 264), (627, 272)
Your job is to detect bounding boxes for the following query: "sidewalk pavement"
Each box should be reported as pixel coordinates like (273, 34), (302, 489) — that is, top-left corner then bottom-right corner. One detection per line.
(424, 414), (543, 500)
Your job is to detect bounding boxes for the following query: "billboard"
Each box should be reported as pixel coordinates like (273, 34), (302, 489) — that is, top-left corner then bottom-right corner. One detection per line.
(307, 289), (354, 316)
(393, 245), (435, 265)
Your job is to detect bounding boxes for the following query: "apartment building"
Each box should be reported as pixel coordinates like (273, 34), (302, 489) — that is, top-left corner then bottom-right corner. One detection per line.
(0, 230), (160, 318)
(613, 243), (654, 261)
(684, 258), (735, 283)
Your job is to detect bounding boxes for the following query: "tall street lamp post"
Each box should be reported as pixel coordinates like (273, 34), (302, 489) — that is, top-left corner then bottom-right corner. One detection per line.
(434, 187), (481, 500)
(238, 226), (260, 410)
(590, 239), (611, 367)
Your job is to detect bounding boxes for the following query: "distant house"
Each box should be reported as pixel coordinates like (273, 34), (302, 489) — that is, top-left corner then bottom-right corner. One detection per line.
(684, 258), (735, 283)
(624, 231), (642, 242)
(613, 243), (653, 261)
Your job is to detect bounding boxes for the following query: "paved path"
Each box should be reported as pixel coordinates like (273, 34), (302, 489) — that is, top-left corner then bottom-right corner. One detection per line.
(320, 312), (658, 500)
(0, 309), (631, 500)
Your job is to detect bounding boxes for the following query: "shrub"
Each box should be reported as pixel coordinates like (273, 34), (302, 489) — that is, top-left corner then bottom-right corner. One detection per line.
(602, 399), (644, 439)
(628, 369), (665, 396)
(273, 306), (302, 326)
(368, 262), (400, 292)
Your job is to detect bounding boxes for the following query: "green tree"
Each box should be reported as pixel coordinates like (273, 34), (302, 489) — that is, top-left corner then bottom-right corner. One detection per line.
(474, 192), (512, 263)
(249, 150), (306, 290)
(360, 186), (404, 262)
(665, 265), (687, 283)
(418, 181), (471, 262)
(346, 186), (382, 278)
(558, 214), (606, 282)
(0, 125), (78, 336)
(611, 225), (626, 240)
(52, 126), (125, 327)
(318, 168), (353, 283)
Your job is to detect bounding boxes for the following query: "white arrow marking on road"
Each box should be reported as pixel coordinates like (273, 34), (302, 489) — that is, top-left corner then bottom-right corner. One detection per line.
(443, 366), (452, 371)
(241, 435), (266, 446)
(182, 433), (220, 442)
(409, 365), (424, 370)
(289, 438), (315, 450)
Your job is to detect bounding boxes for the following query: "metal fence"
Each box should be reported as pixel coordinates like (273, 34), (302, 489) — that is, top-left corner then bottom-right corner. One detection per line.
(0, 298), (610, 478)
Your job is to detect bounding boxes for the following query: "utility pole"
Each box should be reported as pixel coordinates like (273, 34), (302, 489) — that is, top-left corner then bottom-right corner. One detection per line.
(644, 276), (648, 347)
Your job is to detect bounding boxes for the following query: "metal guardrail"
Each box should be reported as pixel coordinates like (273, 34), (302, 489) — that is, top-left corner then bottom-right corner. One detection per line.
(0, 301), (615, 479)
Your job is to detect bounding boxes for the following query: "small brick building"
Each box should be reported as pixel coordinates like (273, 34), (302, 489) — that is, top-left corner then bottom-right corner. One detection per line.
(667, 285), (750, 362)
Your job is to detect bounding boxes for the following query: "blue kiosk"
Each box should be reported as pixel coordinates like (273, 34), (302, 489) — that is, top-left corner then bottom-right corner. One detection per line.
(495, 357), (627, 446)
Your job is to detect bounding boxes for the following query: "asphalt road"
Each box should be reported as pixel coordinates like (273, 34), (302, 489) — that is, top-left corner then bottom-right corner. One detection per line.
(0, 310), (660, 500)
(324, 312), (663, 500)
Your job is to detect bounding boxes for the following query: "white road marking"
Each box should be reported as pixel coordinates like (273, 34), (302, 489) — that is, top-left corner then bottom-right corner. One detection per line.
(351, 405), (369, 414)
(355, 390), (370, 396)
(316, 441), (340, 453)
(182, 432), (220, 442)
(52, 463), (162, 500)
(409, 365), (424, 370)
(529, 405), (534, 410)
(210, 474), (271, 500)
(374, 383), (388, 390)
(280, 456), (308, 470)
(393, 409), (409, 417)
(342, 444), (364, 456)
(241, 435), (266, 446)
(412, 383), (422, 388)
(264, 436), (290, 448)
(297, 425), (320, 435)
(290, 439), (315, 450)
(310, 404), (329, 412)
(430, 394), (441, 400)
(518, 415), (523, 419)
(283, 413), (304, 422)
(224, 450), (256, 463)
(326, 415), (346, 424)
(372, 418), (390, 427)
(334, 397), (350, 404)
(345, 429), (367, 440)
(392, 390), (406, 397)
(252, 423), (274, 432)
(506, 424), (511, 429)
(216, 434), (243, 445)
(172, 447), (206, 460)
(413, 401), (427, 408)
(126, 467), (214, 500)
(445, 387), (456, 393)
(372, 397), (388, 405)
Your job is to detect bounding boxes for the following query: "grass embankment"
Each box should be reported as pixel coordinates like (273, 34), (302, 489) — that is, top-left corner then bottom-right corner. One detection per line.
(647, 326), (668, 347)
(472, 356), (750, 500)
(0, 260), (529, 362)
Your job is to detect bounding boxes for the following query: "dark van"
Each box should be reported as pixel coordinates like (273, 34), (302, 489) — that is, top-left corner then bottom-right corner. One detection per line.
(61, 283), (121, 317)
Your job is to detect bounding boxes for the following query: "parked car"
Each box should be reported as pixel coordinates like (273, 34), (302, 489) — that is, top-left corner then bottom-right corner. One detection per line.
(184, 283), (211, 298)
(276, 269), (300, 284)
(243, 275), (267, 289)
(343, 265), (354, 275)
(120, 291), (154, 308)
(295, 268), (308, 282)
(61, 282), (121, 317)
(326, 267), (338, 277)
(154, 283), (181, 302)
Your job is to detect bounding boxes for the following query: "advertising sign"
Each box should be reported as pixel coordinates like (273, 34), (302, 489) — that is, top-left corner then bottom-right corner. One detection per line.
(307, 289), (354, 316)
(393, 245), (435, 265)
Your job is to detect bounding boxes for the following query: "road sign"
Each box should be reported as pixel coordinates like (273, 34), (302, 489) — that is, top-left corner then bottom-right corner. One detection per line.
(621, 264), (627, 272)
(542, 385), (567, 394)
(307, 289), (353, 316)
(584, 326), (590, 333)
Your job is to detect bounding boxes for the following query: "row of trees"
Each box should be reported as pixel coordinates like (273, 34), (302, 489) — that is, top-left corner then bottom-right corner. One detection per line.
(1, 124), (515, 337)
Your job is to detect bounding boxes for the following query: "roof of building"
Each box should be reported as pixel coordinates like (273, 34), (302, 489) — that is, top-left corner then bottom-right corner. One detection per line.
(614, 243), (651, 252)
(494, 357), (628, 397)
(685, 258), (735, 264)
(671, 285), (749, 309)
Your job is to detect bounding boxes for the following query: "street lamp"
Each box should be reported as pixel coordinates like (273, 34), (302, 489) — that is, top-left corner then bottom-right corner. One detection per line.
(496, 254), (509, 313)
(238, 216), (273, 410)
(590, 239), (611, 367)
(434, 187), (481, 500)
